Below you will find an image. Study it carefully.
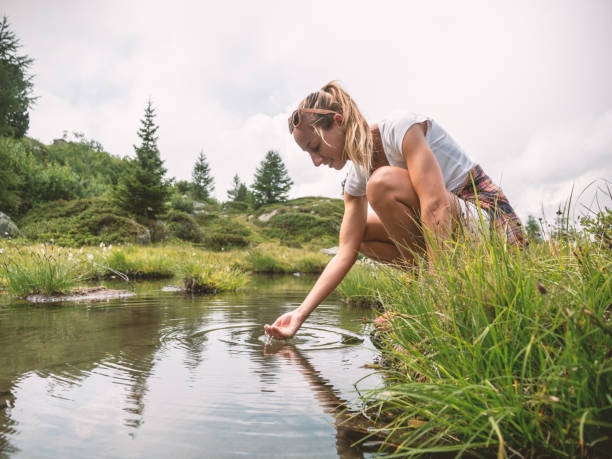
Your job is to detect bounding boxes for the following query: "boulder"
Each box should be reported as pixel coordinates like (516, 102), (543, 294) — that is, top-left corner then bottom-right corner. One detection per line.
(320, 246), (339, 255)
(0, 212), (19, 238)
(258, 209), (280, 223)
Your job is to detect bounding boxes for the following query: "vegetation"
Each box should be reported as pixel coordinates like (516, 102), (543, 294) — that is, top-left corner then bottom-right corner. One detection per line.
(17, 196), (149, 247)
(251, 150), (293, 208)
(111, 99), (170, 219)
(0, 16), (35, 139)
(227, 173), (249, 203)
(358, 209), (612, 458)
(0, 242), (334, 297)
(191, 150), (214, 200)
(525, 214), (543, 243)
(179, 258), (249, 293)
(0, 247), (83, 296)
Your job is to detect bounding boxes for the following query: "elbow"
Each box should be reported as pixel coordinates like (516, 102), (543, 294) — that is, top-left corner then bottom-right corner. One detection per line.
(421, 195), (451, 223)
(335, 247), (359, 266)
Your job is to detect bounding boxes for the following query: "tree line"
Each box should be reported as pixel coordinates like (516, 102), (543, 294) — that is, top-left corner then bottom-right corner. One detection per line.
(112, 99), (294, 220)
(0, 16), (293, 220)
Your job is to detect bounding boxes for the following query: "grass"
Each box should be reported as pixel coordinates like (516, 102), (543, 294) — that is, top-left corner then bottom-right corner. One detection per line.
(0, 241), (332, 296)
(0, 247), (84, 296)
(179, 258), (250, 293)
(336, 261), (402, 307)
(240, 243), (330, 273)
(358, 211), (612, 457)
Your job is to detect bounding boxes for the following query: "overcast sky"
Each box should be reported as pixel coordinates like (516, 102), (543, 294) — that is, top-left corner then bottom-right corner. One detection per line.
(4, 0), (612, 224)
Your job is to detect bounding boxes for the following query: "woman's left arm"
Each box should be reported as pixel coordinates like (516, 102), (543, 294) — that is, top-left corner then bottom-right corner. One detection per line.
(401, 122), (452, 261)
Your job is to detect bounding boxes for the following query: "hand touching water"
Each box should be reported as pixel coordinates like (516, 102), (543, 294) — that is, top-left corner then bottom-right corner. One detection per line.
(264, 309), (303, 339)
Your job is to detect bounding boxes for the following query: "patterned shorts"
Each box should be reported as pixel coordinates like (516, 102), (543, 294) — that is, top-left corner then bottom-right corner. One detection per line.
(450, 165), (528, 247)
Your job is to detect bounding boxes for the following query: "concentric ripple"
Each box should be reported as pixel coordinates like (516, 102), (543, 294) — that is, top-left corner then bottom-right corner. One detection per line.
(189, 323), (364, 351)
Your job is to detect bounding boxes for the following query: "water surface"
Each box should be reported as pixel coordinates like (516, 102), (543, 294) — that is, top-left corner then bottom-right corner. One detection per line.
(0, 275), (383, 458)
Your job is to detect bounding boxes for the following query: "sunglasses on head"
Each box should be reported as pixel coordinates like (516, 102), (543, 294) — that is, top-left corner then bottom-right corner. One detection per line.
(288, 108), (338, 134)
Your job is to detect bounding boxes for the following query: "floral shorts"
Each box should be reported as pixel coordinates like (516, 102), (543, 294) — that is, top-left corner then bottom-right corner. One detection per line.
(450, 165), (528, 247)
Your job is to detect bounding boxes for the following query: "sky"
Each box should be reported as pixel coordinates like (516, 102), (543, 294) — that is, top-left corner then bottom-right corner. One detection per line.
(3, 0), (612, 225)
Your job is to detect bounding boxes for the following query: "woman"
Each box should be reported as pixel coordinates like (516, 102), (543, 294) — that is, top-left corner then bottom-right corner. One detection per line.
(264, 81), (526, 339)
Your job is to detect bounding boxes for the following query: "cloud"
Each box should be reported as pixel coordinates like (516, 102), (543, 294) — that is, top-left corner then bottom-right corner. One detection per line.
(4, 0), (612, 208)
(504, 109), (612, 221)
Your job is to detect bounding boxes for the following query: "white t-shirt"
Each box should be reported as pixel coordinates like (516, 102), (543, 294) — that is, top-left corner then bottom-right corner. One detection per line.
(343, 112), (475, 196)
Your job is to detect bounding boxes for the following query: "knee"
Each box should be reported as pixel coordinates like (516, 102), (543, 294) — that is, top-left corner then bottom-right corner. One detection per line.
(366, 167), (395, 206)
(366, 166), (418, 210)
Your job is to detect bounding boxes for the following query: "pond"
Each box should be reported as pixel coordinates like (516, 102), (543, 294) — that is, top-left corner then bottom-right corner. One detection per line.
(0, 275), (384, 458)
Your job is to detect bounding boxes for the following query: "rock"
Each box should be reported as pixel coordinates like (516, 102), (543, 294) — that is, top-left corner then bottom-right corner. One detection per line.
(26, 286), (135, 303)
(258, 209), (280, 223)
(136, 227), (151, 244)
(319, 246), (339, 255)
(0, 212), (19, 238)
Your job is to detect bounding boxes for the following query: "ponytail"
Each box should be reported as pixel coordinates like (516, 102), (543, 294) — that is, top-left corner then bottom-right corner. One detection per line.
(298, 81), (372, 174)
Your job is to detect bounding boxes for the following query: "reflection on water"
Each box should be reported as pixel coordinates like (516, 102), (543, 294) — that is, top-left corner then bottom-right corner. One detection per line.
(0, 275), (382, 458)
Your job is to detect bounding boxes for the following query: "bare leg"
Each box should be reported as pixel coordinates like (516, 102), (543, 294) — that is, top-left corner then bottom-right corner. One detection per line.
(365, 167), (425, 263)
(359, 167), (464, 266)
(359, 213), (405, 264)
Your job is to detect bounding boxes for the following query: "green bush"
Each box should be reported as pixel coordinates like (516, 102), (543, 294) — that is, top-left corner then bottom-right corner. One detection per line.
(166, 210), (202, 242)
(265, 212), (339, 242)
(17, 197), (149, 246)
(170, 194), (195, 213)
(200, 217), (251, 250)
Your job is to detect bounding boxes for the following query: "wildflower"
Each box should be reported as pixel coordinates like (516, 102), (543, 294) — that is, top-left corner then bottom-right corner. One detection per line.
(0, 249), (3, 254)
(100, 242), (105, 248)
(87, 254), (94, 261)
(192, 252), (196, 256)
(79, 247), (84, 253)
(68, 252), (73, 258)
(108, 244), (112, 250)
(4, 232), (7, 236)
(41, 248), (45, 255)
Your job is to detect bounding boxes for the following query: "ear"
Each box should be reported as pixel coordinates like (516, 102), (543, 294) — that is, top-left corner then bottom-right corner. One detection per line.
(333, 113), (344, 126)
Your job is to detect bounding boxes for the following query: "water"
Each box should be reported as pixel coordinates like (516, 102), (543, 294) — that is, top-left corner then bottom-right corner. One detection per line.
(0, 275), (383, 458)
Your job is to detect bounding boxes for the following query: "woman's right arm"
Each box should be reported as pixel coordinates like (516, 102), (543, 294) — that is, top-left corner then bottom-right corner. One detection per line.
(263, 193), (368, 339)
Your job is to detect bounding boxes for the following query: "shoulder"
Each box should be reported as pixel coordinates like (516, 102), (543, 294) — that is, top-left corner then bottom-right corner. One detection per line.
(379, 111), (432, 154)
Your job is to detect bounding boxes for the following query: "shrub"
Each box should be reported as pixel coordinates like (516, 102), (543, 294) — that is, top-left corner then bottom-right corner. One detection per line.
(170, 194), (195, 213)
(166, 210), (202, 242)
(200, 217), (251, 250)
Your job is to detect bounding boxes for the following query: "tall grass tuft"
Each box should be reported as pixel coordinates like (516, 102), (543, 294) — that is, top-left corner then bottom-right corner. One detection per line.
(336, 261), (402, 307)
(179, 259), (250, 293)
(361, 209), (612, 457)
(0, 248), (84, 296)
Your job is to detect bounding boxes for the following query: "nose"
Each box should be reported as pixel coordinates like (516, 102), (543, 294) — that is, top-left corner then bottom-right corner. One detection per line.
(309, 152), (324, 167)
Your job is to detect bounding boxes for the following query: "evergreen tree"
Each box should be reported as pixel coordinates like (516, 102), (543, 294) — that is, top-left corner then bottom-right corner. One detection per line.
(191, 151), (214, 200)
(112, 100), (170, 219)
(251, 150), (293, 207)
(525, 214), (542, 243)
(0, 16), (36, 138)
(227, 174), (248, 202)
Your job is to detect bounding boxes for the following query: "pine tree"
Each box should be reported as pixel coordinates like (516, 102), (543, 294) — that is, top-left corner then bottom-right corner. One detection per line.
(192, 151), (214, 200)
(0, 16), (36, 138)
(251, 150), (293, 208)
(525, 215), (542, 243)
(227, 174), (248, 202)
(112, 100), (170, 219)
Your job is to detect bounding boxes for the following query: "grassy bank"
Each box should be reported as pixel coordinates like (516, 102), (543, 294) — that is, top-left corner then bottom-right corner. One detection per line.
(359, 223), (611, 457)
(0, 242), (332, 297)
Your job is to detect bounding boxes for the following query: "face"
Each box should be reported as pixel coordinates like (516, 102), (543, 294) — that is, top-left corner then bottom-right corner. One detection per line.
(293, 113), (347, 170)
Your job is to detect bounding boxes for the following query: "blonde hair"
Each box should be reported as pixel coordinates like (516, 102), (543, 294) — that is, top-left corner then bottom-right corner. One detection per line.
(298, 81), (373, 174)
